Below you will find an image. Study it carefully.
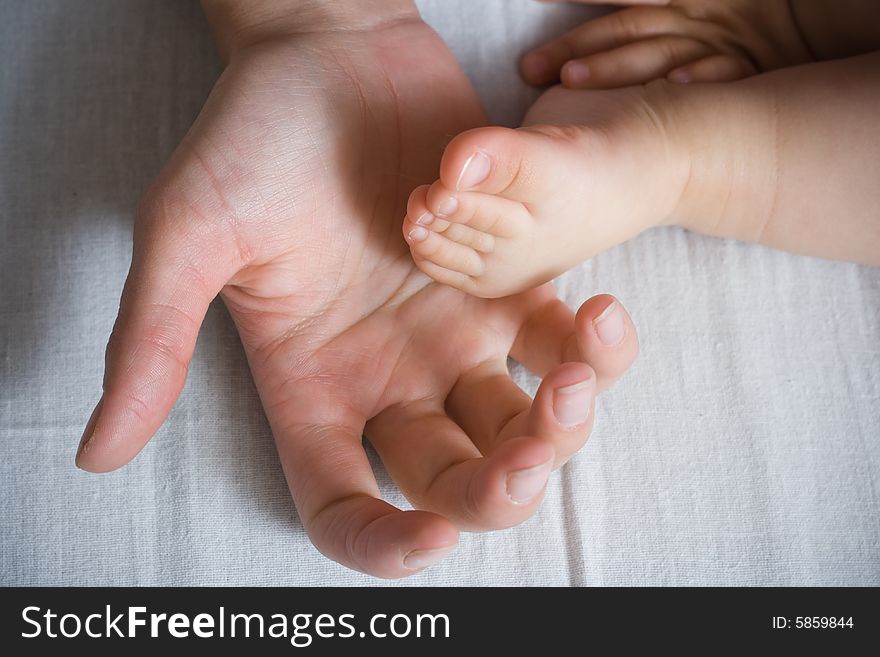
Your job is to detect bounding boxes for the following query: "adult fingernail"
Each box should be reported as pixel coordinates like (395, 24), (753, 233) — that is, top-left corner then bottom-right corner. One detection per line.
(668, 67), (691, 84)
(553, 379), (594, 428)
(506, 459), (552, 504)
(436, 197), (458, 218)
(408, 226), (429, 242)
(415, 211), (435, 226)
(75, 396), (103, 468)
(403, 545), (456, 570)
(455, 151), (491, 191)
(594, 301), (625, 346)
(563, 61), (590, 86)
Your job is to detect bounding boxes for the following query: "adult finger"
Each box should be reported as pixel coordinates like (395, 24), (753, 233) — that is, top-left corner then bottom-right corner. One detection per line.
(508, 291), (639, 392)
(446, 359), (596, 468)
(261, 377), (460, 578)
(75, 195), (241, 472)
(367, 400), (556, 532)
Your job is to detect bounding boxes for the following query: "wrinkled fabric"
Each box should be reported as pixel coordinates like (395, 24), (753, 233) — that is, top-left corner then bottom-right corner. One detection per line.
(1, 0), (878, 586)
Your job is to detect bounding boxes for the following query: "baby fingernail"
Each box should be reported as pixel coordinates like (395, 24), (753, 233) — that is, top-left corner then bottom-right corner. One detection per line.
(594, 301), (625, 346)
(506, 460), (552, 504)
(75, 396), (103, 468)
(456, 151), (491, 191)
(553, 379), (594, 428)
(436, 197), (458, 218)
(408, 226), (429, 242)
(415, 211), (435, 226)
(563, 61), (590, 86)
(668, 67), (691, 84)
(403, 545), (456, 570)
(522, 52), (551, 80)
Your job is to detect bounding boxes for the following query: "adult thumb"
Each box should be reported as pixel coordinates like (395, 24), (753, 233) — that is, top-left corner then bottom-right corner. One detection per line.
(76, 195), (241, 472)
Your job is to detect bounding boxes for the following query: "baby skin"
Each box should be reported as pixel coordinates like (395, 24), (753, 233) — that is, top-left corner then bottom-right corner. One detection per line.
(404, 0), (880, 298)
(403, 84), (686, 297)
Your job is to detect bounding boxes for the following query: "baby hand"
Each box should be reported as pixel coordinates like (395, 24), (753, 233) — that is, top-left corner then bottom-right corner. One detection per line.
(522, 0), (813, 88)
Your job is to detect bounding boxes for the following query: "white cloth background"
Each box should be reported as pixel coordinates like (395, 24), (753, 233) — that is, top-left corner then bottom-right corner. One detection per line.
(1, 0), (878, 586)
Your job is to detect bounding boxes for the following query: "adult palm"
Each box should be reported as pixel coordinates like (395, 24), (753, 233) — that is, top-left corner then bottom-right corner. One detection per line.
(76, 19), (638, 577)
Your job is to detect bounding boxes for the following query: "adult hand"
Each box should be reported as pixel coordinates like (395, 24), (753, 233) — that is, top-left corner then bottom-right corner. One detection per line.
(76, 4), (639, 577)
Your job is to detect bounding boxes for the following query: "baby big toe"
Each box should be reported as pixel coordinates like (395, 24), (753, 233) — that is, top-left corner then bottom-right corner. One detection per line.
(439, 126), (569, 203)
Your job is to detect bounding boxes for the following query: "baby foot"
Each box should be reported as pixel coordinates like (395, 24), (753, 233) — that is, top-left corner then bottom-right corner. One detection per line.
(404, 85), (691, 298)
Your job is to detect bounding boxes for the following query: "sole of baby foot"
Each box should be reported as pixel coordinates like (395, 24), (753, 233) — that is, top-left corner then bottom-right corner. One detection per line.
(404, 85), (690, 298)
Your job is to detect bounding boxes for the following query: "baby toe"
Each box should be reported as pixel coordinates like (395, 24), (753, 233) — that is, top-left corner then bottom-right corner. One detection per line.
(405, 218), (484, 278)
(426, 180), (531, 238)
(405, 184), (437, 229)
(438, 222), (495, 254)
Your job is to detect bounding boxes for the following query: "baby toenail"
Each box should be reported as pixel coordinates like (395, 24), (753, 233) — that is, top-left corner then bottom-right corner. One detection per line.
(415, 211), (435, 226)
(563, 61), (590, 86)
(436, 197), (458, 218)
(593, 301), (625, 346)
(456, 151), (491, 191)
(408, 226), (429, 242)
